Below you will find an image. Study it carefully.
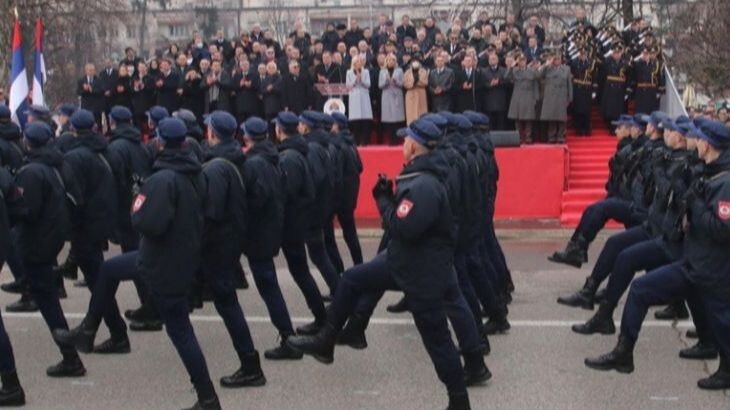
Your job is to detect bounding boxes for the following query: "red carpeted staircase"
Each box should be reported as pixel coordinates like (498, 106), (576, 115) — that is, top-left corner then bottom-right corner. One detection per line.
(560, 108), (617, 226)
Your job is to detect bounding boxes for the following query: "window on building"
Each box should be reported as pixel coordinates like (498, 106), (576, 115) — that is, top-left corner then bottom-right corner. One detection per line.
(169, 24), (190, 38)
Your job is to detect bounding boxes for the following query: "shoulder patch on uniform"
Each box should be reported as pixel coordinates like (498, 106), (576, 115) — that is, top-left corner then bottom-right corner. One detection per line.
(396, 199), (414, 219)
(718, 201), (730, 221)
(132, 194), (146, 213)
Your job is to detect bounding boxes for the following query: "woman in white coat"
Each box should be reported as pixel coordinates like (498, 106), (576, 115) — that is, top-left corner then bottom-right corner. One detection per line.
(346, 56), (373, 145)
(378, 53), (406, 145)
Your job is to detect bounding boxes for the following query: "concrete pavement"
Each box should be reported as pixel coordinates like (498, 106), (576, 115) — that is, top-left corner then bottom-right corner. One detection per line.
(0, 231), (727, 409)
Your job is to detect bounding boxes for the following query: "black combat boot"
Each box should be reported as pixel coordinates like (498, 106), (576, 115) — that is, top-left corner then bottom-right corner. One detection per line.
(46, 355), (86, 378)
(0, 279), (25, 294)
(5, 293), (38, 313)
(125, 304), (148, 321)
(336, 314), (369, 350)
(463, 349), (492, 386)
(686, 328), (698, 339)
(654, 301), (689, 320)
(679, 340), (718, 360)
(557, 276), (599, 310)
(129, 306), (163, 332)
(295, 318), (324, 336)
(483, 304), (510, 335)
(220, 350), (267, 388)
(572, 301), (616, 335)
(263, 334), (303, 360)
(93, 336), (131, 354)
(52, 323), (96, 354)
(286, 323), (337, 364)
(445, 391), (471, 410)
(593, 287), (607, 303)
(183, 382), (221, 410)
(697, 357), (730, 390)
(548, 234), (588, 268)
(584, 335), (635, 373)
(55, 254), (78, 280)
(482, 331), (491, 356)
(0, 371), (25, 406)
(386, 296), (408, 313)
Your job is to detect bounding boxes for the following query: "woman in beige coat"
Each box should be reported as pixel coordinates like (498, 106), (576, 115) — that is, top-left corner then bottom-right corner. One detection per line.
(403, 60), (429, 125)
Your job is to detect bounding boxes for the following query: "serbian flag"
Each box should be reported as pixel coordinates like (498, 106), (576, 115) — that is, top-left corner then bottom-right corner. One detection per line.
(31, 18), (46, 107)
(8, 19), (29, 128)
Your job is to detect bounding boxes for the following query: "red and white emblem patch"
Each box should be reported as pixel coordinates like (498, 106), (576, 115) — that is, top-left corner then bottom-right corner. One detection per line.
(718, 201), (730, 221)
(132, 194), (146, 213)
(396, 199), (414, 219)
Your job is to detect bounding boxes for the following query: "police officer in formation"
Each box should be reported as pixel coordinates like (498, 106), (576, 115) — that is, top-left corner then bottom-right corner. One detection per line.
(583, 119), (730, 391)
(547, 108), (730, 390)
(0, 96), (516, 409)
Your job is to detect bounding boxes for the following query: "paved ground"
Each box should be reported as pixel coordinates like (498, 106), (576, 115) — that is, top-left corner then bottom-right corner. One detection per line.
(1, 230), (728, 410)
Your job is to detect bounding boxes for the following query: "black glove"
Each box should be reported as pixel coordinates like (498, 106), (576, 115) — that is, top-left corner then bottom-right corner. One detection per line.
(372, 174), (394, 200)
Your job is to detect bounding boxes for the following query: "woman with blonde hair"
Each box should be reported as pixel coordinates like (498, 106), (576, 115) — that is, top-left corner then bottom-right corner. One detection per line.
(346, 56), (373, 145)
(378, 53), (405, 145)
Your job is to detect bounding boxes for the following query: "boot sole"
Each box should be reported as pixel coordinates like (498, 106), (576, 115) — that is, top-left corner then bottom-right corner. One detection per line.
(556, 299), (594, 310)
(465, 370), (492, 386)
(584, 361), (634, 374)
(93, 347), (131, 354)
(697, 381), (730, 390)
(547, 256), (582, 268)
(679, 352), (719, 360)
(46, 368), (87, 378)
(571, 325), (616, 336)
(263, 354), (303, 361)
(310, 354), (334, 365)
(220, 376), (267, 388)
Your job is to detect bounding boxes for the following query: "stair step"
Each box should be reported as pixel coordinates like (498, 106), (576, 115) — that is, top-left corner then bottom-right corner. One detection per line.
(570, 170), (609, 180)
(569, 178), (608, 190)
(562, 188), (606, 202)
(570, 162), (609, 172)
(571, 155), (612, 164)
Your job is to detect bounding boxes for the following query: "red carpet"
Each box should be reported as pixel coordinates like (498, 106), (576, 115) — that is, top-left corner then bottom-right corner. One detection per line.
(561, 109), (617, 226)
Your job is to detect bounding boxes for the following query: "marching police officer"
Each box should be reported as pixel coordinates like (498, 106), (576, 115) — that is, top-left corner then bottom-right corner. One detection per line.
(106, 106), (155, 327)
(0, 158), (25, 406)
(329, 112), (363, 267)
(132, 117), (220, 409)
(54, 104), (79, 153)
(238, 116), (299, 360)
(201, 111), (266, 387)
(15, 122), (86, 377)
(584, 120), (730, 391)
(320, 113), (347, 274)
(273, 111), (327, 355)
(288, 118), (482, 410)
(298, 111), (339, 318)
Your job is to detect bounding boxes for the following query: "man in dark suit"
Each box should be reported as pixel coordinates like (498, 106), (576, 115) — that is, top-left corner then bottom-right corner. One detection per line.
(98, 58), (118, 126)
(314, 52), (345, 110)
(155, 58), (181, 114)
(523, 37), (543, 63)
(281, 61), (312, 115)
(455, 55), (481, 112)
(77, 63), (105, 128)
(396, 15), (417, 45)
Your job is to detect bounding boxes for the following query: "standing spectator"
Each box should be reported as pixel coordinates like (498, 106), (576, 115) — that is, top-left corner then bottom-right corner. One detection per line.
(403, 59), (429, 125)
(99, 58), (118, 126)
(120, 47), (142, 74)
(314, 51), (345, 110)
(259, 62), (283, 131)
(212, 29), (233, 62)
(77, 63), (105, 127)
(321, 23), (339, 52)
(281, 60), (312, 115)
(369, 53), (385, 140)
(397, 15), (417, 45)
(455, 55), (480, 112)
(111, 65), (133, 112)
(599, 44), (629, 133)
(507, 54), (539, 144)
(423, 17), (441, 46)
(131, 62), (155, 131)
(202, 60), (232, 114)
(346, 56), (372, 146)
(180, 61), (204, 122)
(631, 47), (664, 116)
(155, 58), (181, 114)
(539, 54), (572, 143)
(481, 53), (509, 130)
(345, 19), (364, 49)
(232, 59), (260, 123)
(378, 54), (405, 145)
(570, 47), (595, 136)
(428, 52), (455, 112)
(523, 37), (543, 63)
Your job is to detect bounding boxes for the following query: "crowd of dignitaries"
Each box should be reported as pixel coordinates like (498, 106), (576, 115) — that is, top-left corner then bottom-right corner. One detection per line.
(0, 92), (514, 409)
(548, 111), (730, 391)
(75, 8), (667, 148)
